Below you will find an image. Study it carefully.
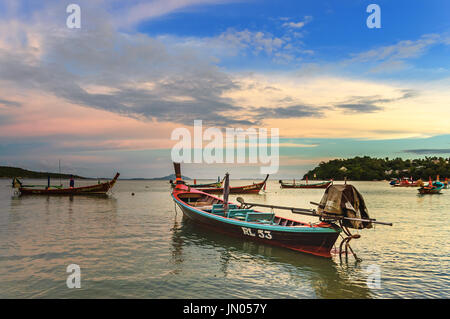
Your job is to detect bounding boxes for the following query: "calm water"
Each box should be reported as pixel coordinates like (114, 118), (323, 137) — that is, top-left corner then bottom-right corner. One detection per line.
(0, 179), (448, 298)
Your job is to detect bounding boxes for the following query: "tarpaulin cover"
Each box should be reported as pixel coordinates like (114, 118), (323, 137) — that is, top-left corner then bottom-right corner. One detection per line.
(317, 184), (372, 229)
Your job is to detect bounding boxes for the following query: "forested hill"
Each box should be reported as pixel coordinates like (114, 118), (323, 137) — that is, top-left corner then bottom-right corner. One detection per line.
(0, 166), (86, 179)
(303, 156), (450, 181)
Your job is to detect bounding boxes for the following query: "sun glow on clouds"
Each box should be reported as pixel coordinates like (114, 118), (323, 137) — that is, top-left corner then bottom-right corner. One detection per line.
(221, 73), (450, 139)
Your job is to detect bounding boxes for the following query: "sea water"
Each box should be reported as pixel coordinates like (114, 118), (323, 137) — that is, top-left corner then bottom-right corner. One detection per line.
(0, 179), (448, 298)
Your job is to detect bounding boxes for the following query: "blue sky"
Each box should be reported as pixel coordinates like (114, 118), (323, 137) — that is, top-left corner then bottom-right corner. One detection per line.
(0, 0), (449, 178)
(135, 0), (450, 74)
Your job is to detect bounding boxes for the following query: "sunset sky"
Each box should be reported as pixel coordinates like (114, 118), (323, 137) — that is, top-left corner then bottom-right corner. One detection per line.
(0, 0), (449, 178)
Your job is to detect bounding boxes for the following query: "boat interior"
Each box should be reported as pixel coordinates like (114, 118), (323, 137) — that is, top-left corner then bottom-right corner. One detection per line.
(177, 193), (314, 227)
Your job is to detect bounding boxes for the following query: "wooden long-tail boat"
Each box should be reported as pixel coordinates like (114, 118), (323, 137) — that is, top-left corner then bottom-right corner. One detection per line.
(171, 163), (392, 259)
(13, 173), (120, 195)
(170, 177), (224, 189)
(418, 185), (443, 195)
(392, 178), (423, 187)
(194, 174), (269, 194)
(279, 180), (332, 189)
(418, 177), (443, 195)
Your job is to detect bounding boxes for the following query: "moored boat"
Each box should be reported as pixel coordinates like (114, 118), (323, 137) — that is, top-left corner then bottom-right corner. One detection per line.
(389, 179), (399, 186)
(170, 177), (224, 189)
(392, 178), (423, 187)
(194, 174), (269, 194)
(279, 180), (332, 189)
(13, 173), (120, 195)
(418, 177), (443, 195)
(171, 163), (392, 259)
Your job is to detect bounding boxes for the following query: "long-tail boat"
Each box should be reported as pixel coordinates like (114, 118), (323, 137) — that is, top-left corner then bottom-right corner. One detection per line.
(13, 173), (120, 195)
(194, 174), (269, 194)
(392, 178), (423, 187)
(171, 163), (392, 259)
(170, 177), (224, 189)
(418, 177), (443, 195)
(389, 179), (399, 185)
(279, 180), (332, 189)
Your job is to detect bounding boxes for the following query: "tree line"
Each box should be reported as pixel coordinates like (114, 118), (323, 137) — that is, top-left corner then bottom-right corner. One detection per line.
(303, 156), (450, 181)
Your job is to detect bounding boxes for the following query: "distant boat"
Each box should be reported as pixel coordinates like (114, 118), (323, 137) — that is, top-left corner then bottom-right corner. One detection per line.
(418, 178), (443, 195)
(279, 180), (332, 189)
(13, 173), (120, 195)
(389, 179), (398, 185)
(392, 178), (423, 187)
(170, 177), (224, 189)
(194, 175), (269, 194)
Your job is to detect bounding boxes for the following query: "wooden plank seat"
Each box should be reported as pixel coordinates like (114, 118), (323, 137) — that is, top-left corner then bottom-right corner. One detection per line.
(211, 204), (238, 214)
(227, 209), (254, 219)
(195, 205), (214, 211)
(192, 201), (211, 207)
(245, 212), (275, 223)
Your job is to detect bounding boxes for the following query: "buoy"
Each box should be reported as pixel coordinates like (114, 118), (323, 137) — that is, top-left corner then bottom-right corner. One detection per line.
(132, 193), (135, 196)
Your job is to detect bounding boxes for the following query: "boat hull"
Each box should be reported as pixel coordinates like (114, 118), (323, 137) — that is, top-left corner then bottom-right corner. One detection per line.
(418, 187), (442, 195)
(172, 190), (340, 258)
(18, 173), (119, 195)
(280, 181), (332, 189)
(195, 175), (269, 194)
(171, 181), (222, 188)
(393, 183), (421, 187)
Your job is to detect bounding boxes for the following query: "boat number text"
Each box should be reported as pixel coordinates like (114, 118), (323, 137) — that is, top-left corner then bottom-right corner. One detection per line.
(241, 227), (272, 239)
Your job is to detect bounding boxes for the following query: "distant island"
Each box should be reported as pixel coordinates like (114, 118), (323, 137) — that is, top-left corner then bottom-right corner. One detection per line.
(0, 166), (192, 181)
(143, 174), (192, 181)
(0, 166), (86, 179)
(303, 156), (450, 181)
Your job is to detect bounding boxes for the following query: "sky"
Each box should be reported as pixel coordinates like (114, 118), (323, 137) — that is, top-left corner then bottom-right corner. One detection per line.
(0, 0), (449, 178)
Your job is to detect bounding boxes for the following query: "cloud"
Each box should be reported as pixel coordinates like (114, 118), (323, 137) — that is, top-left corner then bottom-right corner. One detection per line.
(282, 16), (313, 29)
(0, 14), (322, 126)
(279, 142), (318, 148)
(351, 34), (441, 62)
(217, 28), (286, 56)
(250, 104), (324, 119)
(118, 0), (239, 27)
(335, 103), (383, 113)
(0, 98), (21, 107)
(0, 18), (260, 127)
(181, 25), (313, 63)
(403, 149), (450, 155)
(334, 89), (419, 114)
(348, 34), (450, 73)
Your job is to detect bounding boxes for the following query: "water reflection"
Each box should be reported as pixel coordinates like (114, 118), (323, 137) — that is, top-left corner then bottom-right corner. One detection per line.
(170, 215), (372, 298)
(169, 218), (184, 275)
(7, 194), (119, 231)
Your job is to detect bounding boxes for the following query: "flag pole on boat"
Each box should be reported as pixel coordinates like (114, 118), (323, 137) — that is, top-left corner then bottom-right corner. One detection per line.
(223, 173), (230, 216)
(59, 159), (62, 187)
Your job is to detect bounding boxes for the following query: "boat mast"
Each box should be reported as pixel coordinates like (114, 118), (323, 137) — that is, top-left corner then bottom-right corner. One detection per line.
(223, 173), (230, 215)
